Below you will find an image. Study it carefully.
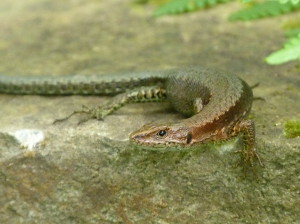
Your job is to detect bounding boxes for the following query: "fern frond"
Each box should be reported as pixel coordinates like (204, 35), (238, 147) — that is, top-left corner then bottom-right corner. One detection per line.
(134, 0), (169, 5)
(265, 34), (300, 64)
(154, 0), (233, 16)
(229, 1), (300, 21)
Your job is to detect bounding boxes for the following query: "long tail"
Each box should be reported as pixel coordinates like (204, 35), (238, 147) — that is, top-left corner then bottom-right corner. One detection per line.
(0, 72), (165, 96)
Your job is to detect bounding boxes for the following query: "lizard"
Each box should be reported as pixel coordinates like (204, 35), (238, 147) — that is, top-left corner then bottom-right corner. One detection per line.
(0, 67), (262, 166)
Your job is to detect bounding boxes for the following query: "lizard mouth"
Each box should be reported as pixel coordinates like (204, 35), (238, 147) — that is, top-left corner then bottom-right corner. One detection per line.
(129, 136), (195, 152)
(130, 138), (178, 146)
(129, 139), (186, 151)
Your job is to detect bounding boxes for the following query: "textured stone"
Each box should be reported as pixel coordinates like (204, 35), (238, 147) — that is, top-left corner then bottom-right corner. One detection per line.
(0, 0), (299, 223)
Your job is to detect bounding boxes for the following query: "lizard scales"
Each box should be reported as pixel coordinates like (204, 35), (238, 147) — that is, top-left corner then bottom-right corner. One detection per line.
(0, 67), (261, 165)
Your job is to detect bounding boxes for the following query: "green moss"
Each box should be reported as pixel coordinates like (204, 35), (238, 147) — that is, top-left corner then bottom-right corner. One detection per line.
(283, 120), (300, 138)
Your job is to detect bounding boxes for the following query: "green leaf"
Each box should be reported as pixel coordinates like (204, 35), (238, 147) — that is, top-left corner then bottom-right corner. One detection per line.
(154, 0), (233, 16)
(265, 34), (300, 64)
(229, 1), (300, 21)
(285, 28), (300, 37)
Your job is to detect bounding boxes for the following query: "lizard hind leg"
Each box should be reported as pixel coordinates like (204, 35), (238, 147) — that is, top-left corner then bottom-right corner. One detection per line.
(53, 105), (93, 124)
(53, 86), (167, 125)
(233, 120), (263, 167)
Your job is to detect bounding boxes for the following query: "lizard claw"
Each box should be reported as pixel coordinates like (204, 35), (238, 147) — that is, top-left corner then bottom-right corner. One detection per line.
(234, 148), (264, 168)
(250, 148), (264, 167)
(53, 111), (77, 124)
(53, 105), (92, 124)
(77, 116), (94, 125)
(242, 148), (264, 167)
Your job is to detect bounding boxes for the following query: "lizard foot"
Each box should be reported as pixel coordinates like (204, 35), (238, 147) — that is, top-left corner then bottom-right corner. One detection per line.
(235, 147), (264, 167)
(53, 105), (94, 125)
(53, 102), (117, 125)
(244, 147), (263, 167)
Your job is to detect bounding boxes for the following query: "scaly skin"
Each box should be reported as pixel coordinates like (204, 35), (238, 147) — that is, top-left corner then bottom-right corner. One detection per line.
(0, 67), (262, 166)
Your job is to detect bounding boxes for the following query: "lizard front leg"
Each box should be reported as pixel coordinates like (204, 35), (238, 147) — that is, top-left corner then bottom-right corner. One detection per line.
(232, 120), (263, 167)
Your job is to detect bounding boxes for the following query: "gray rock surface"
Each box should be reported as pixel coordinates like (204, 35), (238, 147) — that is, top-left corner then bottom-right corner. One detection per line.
(0, 0), (299, 223)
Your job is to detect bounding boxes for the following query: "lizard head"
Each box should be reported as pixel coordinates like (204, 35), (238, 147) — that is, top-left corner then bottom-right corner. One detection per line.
(129, 122), (191, 147)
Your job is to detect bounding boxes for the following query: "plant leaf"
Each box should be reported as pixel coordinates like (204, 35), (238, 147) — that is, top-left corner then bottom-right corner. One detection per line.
(154, 0), (232, 16)
(285, 28), (300, 37)
(229, 1), (300, 21)
(265, 34), (300, 64)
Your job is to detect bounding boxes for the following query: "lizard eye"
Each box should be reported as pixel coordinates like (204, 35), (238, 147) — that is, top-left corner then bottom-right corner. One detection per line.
(157, 130), (167, 137)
